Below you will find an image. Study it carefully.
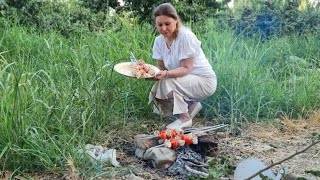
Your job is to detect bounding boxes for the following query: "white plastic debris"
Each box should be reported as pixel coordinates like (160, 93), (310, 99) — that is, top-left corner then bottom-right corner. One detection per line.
(84, 144), (120, 167)
(234, 158), (277, 180)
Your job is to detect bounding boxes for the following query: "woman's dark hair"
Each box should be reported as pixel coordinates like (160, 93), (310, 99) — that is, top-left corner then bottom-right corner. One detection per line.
(153, 3), (182, 38)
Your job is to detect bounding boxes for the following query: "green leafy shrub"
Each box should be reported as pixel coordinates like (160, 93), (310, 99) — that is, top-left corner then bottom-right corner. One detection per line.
(1, 0), (119, 36)
(79, 0), (120, 13)
(231, 0), (320, 38)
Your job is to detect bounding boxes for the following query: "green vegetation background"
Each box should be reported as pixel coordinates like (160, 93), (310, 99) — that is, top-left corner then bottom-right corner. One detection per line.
(0, 0), (320, 178)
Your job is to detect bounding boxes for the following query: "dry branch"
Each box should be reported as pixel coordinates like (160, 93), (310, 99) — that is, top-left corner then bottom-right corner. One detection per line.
(183, 158), (209, 167)
(245, 140), (320, 180)
(185, 164), (209, 177)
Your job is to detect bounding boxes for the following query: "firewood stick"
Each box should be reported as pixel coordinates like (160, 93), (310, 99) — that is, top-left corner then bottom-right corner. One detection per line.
(185, 161), (209, 168)
(245, 140), (320, 180)
(182, 158), (209, 167)
(185, 164), (209, 177)
(200, 167), (209, 174)
(141, 135), (157, 139)
(149, 144), (164, 149)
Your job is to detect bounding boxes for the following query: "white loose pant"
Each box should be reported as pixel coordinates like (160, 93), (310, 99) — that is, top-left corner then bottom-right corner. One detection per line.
(148, 73), (217, 117)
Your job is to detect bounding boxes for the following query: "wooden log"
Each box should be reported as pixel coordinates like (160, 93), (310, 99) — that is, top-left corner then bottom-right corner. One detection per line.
(134, 134), (159, 150)
(190, 133), (219, 157)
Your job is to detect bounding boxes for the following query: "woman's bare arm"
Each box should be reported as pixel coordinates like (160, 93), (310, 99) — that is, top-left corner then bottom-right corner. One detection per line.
(157, 60), (166, 70)
(167, 57), (194, 78)
(155, 57), (194, 79)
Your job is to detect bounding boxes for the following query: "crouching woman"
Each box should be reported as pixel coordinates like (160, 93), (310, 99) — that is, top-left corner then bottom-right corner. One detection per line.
(149, 3), (217, 130)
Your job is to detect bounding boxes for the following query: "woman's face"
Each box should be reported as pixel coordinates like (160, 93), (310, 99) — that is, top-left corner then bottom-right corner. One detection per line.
(155, 15), (177, 39)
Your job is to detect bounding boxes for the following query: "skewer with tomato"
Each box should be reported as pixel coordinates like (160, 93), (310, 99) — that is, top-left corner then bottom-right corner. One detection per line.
(155, 128), (198, 149)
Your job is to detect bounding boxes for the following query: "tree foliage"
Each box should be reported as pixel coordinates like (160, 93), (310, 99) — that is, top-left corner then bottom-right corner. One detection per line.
(231, 0), (320, 39)
(124, 0), (229, 24)
(79, 0), (120, 13)
(1, 0), (320, 37)
(0, 0), (118, 36)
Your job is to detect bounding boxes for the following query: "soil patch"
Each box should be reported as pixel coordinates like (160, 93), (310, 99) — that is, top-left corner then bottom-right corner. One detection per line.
(3, 113), (319, 180)
(112, 113), (320, 180)
(219, 117), (320, 180)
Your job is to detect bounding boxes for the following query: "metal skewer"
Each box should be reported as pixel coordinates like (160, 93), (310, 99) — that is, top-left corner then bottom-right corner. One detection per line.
(130, 52), (137, 63)
(184, 124), (229, 133)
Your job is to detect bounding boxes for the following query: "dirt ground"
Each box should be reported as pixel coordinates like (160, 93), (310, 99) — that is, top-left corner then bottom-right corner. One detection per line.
(1, 113), (319, 180)
(115, 113), (320, 180)
(218, 117), (320, 180)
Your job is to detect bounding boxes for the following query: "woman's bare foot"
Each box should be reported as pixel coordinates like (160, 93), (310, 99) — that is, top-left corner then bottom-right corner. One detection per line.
(188, 102), (202, 119)
(188, 102), (198, 113)
(178, 112), (191, 122)
(166, 113), (192, 130)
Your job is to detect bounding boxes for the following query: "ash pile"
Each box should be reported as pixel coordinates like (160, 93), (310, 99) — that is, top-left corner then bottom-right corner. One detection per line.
(167, 146), (206, 179)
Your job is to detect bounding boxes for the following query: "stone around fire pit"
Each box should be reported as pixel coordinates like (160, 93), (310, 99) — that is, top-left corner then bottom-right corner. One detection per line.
(134, 134), (159, 158)
(143, 147), (176, 169)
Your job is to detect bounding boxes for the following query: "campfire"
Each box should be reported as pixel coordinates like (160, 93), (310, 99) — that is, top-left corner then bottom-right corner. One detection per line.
(134, 124), (228, 178)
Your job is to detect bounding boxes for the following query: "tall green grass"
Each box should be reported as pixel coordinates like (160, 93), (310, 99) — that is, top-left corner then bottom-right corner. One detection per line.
(199, 20), (320, 123)
(0, 17), (320, 176)
(0, 17), (158, 174)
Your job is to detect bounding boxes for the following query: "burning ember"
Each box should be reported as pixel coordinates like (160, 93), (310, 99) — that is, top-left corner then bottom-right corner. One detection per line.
(154, 129), (198, 149)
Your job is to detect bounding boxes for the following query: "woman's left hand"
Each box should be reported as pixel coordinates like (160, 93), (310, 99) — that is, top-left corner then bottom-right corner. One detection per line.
(144, 70), (166, 81)
(155, 70), (168, 80)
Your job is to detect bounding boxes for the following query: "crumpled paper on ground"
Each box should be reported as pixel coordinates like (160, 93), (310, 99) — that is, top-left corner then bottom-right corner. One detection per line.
(84, 144), (120, 167)
(234, 158), (283, 180)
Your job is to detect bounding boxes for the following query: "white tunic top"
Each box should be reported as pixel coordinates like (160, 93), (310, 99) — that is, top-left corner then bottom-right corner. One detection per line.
(152, 27), (215, 77)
